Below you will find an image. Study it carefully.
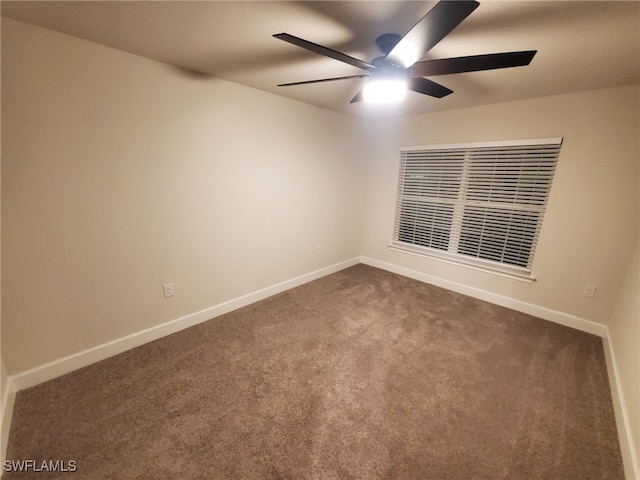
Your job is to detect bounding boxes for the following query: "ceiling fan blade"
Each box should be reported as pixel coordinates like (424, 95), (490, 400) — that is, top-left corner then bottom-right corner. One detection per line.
(412, 51), (537, 77)
(278, 75), (369, 87)
(274, 33), (374, 71)
(387, 1), (479, 68)
(350, 90), (364, 104)
(409, 77), (453, 98)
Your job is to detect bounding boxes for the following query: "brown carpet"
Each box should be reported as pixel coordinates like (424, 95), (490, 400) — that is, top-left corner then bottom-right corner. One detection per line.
(4, 264), (623, 479)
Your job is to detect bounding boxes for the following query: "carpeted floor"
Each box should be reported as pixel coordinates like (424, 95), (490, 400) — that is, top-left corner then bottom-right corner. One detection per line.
(4, 265), (623, 479)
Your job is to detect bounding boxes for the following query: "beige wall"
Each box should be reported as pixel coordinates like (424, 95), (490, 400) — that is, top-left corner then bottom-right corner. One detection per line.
(609, 237), (640, 471)
(361, 84), (639, 325)
(1, 18), (365, 374)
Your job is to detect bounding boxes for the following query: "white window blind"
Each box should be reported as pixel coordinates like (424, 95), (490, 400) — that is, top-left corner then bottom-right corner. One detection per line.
(392, 138), (562, 279)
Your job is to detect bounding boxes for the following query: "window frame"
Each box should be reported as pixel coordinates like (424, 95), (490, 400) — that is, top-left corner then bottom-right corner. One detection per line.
(389, 138), (563, 282)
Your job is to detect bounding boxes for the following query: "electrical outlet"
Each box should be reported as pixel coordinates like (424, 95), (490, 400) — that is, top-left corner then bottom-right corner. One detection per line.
(582, 284), (597, 298)
(163, 283), (175, 298)
(315, 244), (322, 256)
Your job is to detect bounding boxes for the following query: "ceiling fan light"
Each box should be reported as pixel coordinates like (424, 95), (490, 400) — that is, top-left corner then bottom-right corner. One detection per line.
(363, 79), (408, 103)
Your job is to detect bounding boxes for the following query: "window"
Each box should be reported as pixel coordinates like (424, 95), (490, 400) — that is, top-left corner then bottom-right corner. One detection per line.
(391, 138), (562, 280)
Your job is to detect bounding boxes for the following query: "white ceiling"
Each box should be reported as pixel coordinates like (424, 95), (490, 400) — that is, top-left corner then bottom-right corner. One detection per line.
(2, 1), (639, 117)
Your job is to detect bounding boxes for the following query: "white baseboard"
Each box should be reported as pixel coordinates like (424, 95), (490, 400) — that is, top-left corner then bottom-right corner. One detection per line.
(8, 257), (359, 393)
(1, 378), (17, 465)
(359, 256), (607, 337)
(4, 255), (633, 476)
(603, 334), (639, 480)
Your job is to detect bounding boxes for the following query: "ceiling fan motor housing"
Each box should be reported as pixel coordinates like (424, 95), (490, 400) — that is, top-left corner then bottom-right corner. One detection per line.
(375, 33), (402, 55)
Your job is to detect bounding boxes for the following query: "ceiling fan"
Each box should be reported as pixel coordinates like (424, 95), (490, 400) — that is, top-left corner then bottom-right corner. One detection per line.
(273, 0), (536, 104)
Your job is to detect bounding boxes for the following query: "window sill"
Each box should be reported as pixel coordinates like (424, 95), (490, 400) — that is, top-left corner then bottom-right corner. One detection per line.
(388, 242), (536, 283)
